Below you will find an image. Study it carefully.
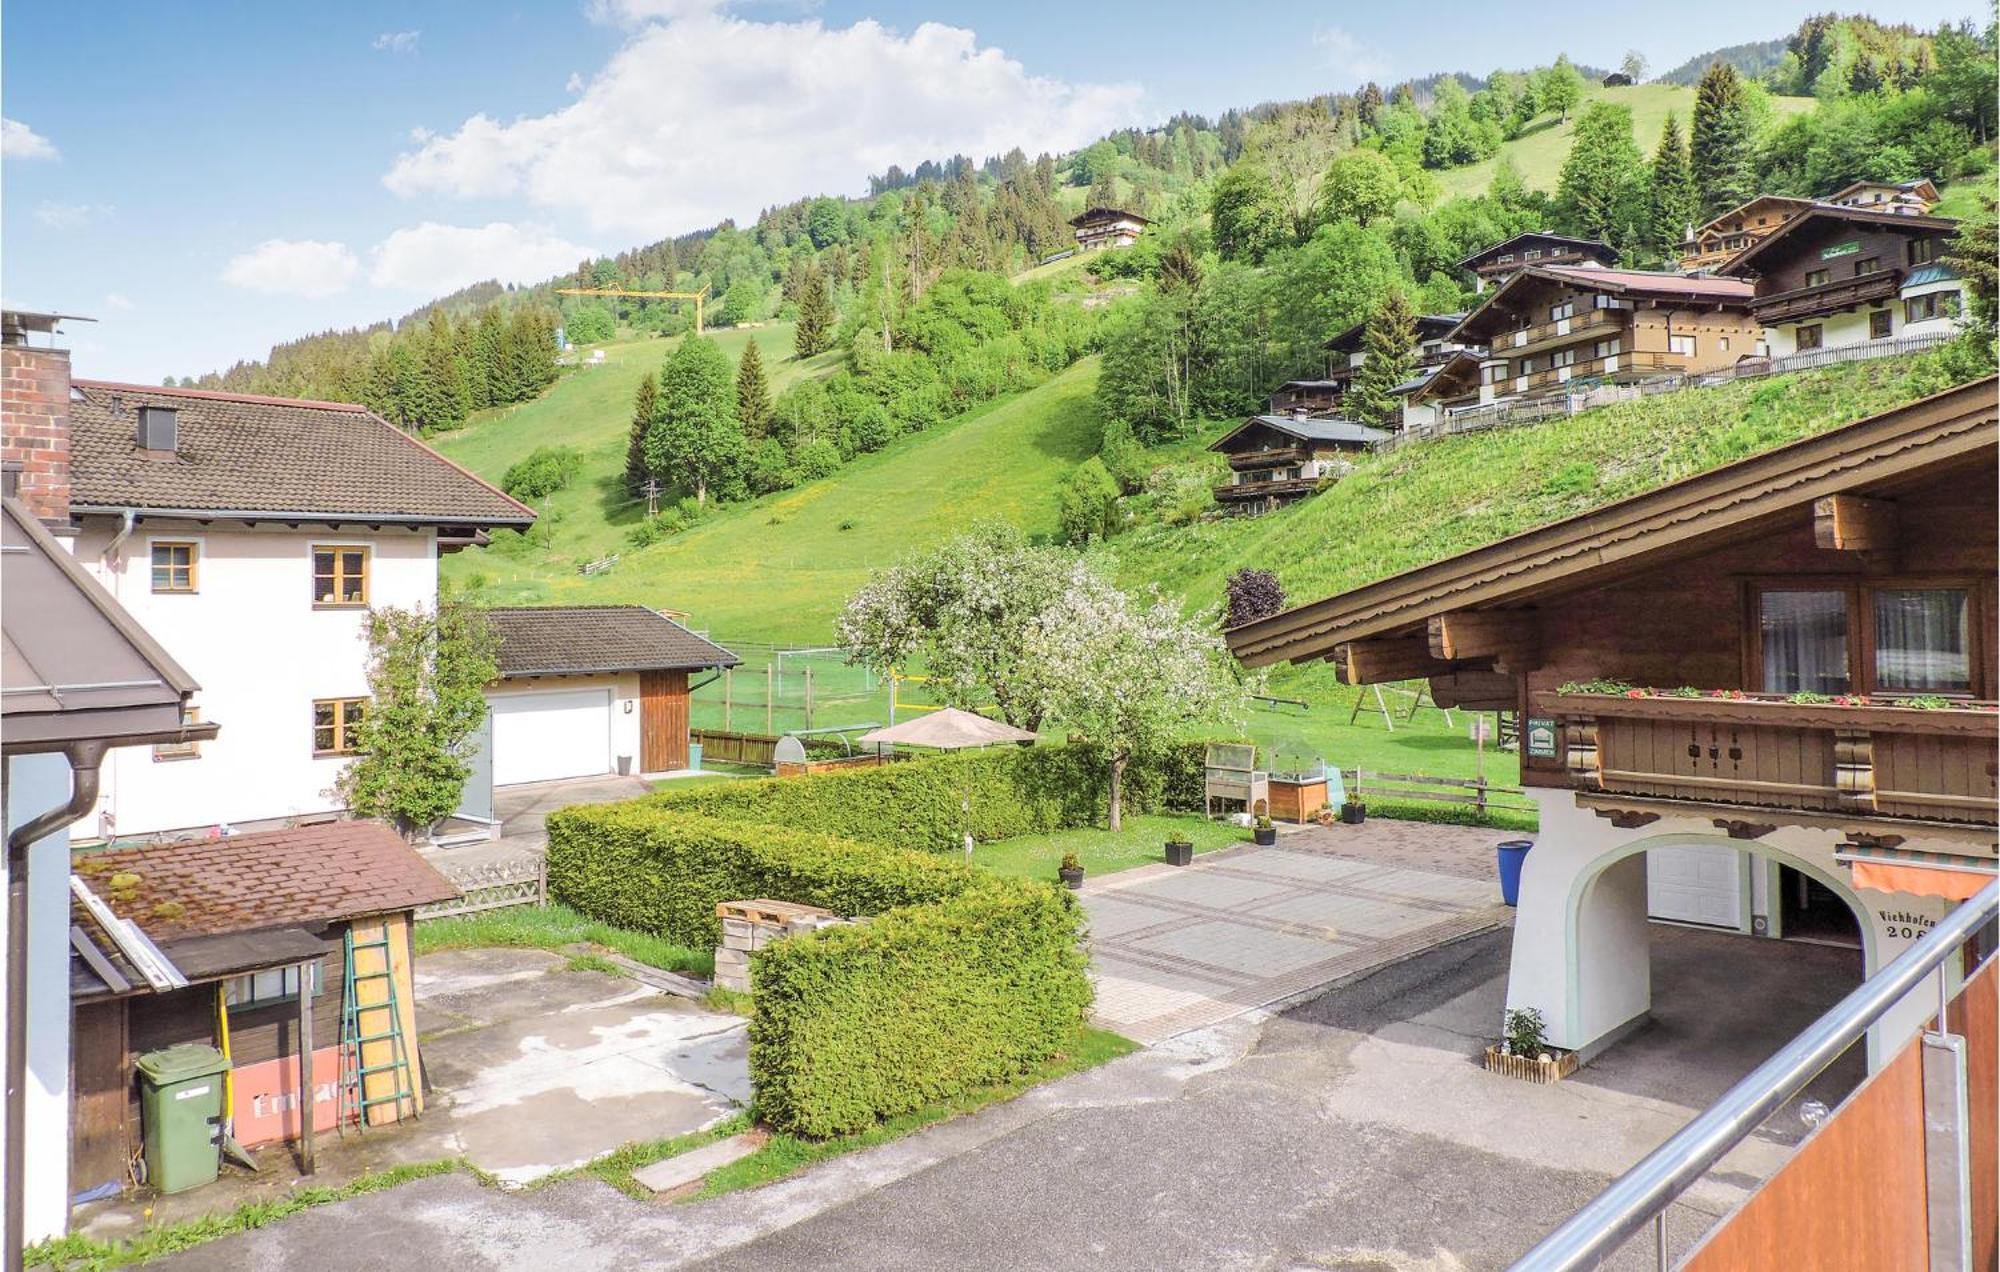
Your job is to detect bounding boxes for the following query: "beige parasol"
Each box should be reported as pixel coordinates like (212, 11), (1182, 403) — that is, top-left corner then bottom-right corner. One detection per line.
(859, 708), (1037, 860)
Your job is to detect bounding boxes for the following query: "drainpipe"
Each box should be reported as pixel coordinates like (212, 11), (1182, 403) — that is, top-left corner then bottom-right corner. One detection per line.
(5, 741), (105, 1272)
(101, 509), (137, 572)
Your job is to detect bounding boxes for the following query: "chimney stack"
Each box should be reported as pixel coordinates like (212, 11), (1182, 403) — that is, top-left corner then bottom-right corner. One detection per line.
(1, 310), (76, 527)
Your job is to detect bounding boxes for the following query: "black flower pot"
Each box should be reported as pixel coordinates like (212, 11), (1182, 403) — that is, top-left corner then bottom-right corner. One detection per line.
(1164, 841), (1194, 867)
(1059, 867), (1085, 890)
(1253, 826), (1277, 846)
(1341, 802), (1367, 825)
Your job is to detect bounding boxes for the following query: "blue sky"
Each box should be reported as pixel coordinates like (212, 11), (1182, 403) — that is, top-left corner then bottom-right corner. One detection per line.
(1, 0), (1976, 383)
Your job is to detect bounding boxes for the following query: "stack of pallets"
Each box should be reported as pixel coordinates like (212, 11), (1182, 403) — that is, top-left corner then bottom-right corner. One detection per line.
(713, 898), (844, 993)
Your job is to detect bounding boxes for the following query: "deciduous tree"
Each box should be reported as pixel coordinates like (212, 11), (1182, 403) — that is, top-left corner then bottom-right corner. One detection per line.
(647, 336), (741, 506)
(1556, 102), (1646, 246)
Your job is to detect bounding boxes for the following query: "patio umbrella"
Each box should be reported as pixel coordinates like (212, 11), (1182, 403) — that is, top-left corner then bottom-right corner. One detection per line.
(860, 708), (1037, 860)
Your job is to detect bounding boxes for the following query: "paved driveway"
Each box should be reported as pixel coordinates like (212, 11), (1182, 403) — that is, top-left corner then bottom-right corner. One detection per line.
(425, 774), (651, 881)
(1085, 825), (1510, 1043)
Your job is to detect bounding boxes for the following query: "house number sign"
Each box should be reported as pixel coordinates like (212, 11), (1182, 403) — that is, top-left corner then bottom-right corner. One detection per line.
(1820, 240), (1861, 260)
(1525, 716), (1559, 760)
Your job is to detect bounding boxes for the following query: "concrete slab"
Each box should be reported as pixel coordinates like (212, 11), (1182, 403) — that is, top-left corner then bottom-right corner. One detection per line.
(631, 1134), (761, 1194)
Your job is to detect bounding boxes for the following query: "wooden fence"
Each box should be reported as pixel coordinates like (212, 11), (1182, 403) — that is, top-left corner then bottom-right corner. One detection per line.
(416, 857), (546, 921)
(691, 728), (780, 767)
(1344, 769), (1535, 819)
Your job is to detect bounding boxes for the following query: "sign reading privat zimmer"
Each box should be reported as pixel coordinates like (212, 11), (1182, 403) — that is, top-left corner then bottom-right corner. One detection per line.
(1821, 240), (1861, 260)
(1525, 717), (1559, 759)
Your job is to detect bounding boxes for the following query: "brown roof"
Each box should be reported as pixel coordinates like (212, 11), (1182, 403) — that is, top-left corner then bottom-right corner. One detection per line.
(66, 380), (536, 526)
(1457, 232), (1618, 270)
(2, 497), (214, 754)
(1716, 205), (1959, 277)
(487, 605), (739, 677)
(76, 821), (459, 940)
(1451, 266), (1753, 342)
(1226, 377), (1998, 669)
(1686, 194), (1816, 240)
(1069, 207), (1153, 228)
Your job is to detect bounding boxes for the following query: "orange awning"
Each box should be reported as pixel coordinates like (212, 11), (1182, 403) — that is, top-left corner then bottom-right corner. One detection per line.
(1850, 860), (1995, 901)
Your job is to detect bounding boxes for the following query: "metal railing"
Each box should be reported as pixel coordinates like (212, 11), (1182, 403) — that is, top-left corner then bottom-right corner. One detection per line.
(1511, 878), (1999, 1270)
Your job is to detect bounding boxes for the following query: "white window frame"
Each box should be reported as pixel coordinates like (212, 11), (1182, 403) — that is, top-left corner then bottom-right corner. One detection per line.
(224, 962), (322, 1010)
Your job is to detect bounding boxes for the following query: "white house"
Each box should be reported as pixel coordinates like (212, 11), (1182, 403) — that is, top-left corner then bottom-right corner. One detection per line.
(45, 372), (535, 841)
(1068, 207), (1152, 251)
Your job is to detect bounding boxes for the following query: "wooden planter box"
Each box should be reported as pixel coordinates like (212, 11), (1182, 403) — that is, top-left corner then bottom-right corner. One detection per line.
(1268, 776), (1328, 824)
(1483, 1044), (1579, 1084)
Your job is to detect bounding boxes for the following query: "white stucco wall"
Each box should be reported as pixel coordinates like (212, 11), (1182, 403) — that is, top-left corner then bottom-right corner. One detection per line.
(1505, 790), (1959, 1071)
(1765, 279), (1967, 357)
(70, 521), (440, 838)
(2, 752), (79, 1242)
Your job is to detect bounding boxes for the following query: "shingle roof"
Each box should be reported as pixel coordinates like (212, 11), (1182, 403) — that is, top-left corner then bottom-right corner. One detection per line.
(486, 605), (740, 677)
(1069, 207), (1153, 227)
(1211, 416), (1390, 453)
(66, 381), (536, 526)
(1537, 266), (1756, 299)
(1457, 232), (1618, 269)
(1714, 205), (1959, 277)
(76, 821), (460, 940)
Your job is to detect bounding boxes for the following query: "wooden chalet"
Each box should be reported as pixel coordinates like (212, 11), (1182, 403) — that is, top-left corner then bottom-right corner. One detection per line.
(1459, 232), (1618, 293)
(1209, 414), (1388, 510)
(1265, 379), (1348, 417)
(1677, 195), (1815, 273)
(1300, 312), (1482, 418)
(1395, 353), (1485, 434)
(1069, 207), (1152, 252)
(1452, 266), (1759, 406)
(1717, 204), (1966, 358)
(1226, 378), (1998, 1067)
(1827, 177), (1940, 216)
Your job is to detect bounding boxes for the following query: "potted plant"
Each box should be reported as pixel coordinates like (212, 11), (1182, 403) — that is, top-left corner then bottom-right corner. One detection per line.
(1252, 814), (1277, 846)
(1057, 851), (1085, 890)
(1340, 800), (1366, 825)
(1483, 1007), (1579, 1084)
(1163, 837), (1195, 867)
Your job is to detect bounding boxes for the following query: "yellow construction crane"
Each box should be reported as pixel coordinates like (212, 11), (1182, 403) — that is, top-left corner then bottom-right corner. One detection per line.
(556, 284), (711, 335)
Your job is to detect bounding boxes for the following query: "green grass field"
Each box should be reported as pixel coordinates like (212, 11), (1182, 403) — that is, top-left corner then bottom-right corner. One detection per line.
(1435, 83), (1816, 199)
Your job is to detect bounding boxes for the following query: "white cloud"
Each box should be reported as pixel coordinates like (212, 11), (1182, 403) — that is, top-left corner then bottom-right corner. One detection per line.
(373, 29), (421, 54)
(103, 292), (136, 312)
(564, 71), (586, 94)
(586, 0), (729, 27)
(1312, 26), (1390, 86)
(367, 221), (595, 294)
(2, 118), (59, 161)
(221, 238), (360, 298)
(384, 14), (1143, 236)
(35, 200), (113, 229)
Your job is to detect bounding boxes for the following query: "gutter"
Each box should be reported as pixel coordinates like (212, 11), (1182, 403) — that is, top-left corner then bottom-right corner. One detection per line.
(5, 740), (106, 1272)
(68, 503), (535, 530)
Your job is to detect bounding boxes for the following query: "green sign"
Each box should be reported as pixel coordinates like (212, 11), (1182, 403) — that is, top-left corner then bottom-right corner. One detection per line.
(1820, 240), (1861, 260)
(1526, 717), (1559, 760)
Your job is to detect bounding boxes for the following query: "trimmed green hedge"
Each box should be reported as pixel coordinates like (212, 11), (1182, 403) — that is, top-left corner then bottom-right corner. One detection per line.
(751, 881), (1092, 1137)
(545, 796), (1093, 1137)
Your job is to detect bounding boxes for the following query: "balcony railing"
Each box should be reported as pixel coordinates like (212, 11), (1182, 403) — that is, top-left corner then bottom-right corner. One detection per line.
(1508, 350), (1683, 395)
(1494, 305), (1625, 357)
(1534, 691), (2000, 826)
(1752, 269), (1902, 324)
(1226, 446), (1309, 471)
(1214, 476), (1321, 503)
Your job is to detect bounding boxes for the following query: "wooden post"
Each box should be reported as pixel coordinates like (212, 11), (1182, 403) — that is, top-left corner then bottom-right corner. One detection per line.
(804, 667), (814, 730)
(765, 664), (774, 734)
(297, 959), (316, 1176)
(723, 668), (733, 732)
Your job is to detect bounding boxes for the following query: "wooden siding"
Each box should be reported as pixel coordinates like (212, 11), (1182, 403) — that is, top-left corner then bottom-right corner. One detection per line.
(641, 669), (689, 771)
(1744, 218), (1949, 296)
(1953, 956), (1998, 1272)
(70, 1000), (130, 1193)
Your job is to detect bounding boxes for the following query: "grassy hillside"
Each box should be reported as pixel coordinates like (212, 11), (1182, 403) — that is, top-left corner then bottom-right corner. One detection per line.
(442, 358), (1103, 641)
(1436, 82), (1816, 198)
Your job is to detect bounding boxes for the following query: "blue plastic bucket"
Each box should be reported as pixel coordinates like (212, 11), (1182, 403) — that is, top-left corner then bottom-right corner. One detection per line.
(1496, 840), (1534, 907)
(687, 742), (704, 772)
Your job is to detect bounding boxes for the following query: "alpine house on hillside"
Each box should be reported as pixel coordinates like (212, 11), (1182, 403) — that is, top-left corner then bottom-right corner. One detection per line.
(1068, 207), (1152, 252)
(1207, 415), (1387, 512)
(1459, 232), (1619, 294)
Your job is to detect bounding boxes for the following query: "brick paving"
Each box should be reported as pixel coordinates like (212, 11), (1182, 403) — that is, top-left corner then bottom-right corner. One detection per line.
(1084, 823), (1517, 1043)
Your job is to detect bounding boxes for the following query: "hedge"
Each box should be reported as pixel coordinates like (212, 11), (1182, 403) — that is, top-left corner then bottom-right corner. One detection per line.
(544, 797), (1092, 1137)
(750, 881), (1092, 1137)
(647, 740), (1227, 853)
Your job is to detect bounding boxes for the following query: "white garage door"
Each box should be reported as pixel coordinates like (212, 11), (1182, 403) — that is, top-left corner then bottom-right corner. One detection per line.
(1647, 845), (1745, 929)
(489, 689), (612, 787)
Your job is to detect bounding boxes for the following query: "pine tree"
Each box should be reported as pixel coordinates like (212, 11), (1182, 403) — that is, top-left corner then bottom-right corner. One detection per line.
(1346, 291), (1417, 429)
(1691, 62), (1755, 218)
(1647, 113), (1698, 262)
(1555, 102), (1645, 247)
(735, 338), (772, 439)
(626, 372), (659, 494)
(794, 266), (835, 358)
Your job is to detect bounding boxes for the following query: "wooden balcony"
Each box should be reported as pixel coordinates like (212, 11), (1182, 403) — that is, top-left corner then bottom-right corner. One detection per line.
(1227, 446), (1309, 471)
(1534, 691), (2000, 827)
(1494, 306), (1625, 357)
(1752, 270), (1901, 324)
(1510, 350), (1683, 395)
(1215, 476), (1321, 504)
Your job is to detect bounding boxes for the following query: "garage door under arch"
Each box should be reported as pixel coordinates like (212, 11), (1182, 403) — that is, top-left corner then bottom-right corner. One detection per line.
(489, 688), (612, 786)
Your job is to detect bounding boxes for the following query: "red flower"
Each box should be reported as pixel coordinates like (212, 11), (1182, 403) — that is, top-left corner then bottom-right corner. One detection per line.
(1626, 688), (1648, 699)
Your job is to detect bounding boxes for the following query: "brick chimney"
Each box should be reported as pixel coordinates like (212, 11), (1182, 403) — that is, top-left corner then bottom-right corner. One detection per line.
(1, 315), (75, 526)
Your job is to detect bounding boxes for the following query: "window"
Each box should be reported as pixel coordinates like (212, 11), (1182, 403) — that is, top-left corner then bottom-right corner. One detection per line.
(150, 542), (197, 593)
(1668, 334), (1696, 357)
(1592, 294), (1626, 310)
(153, 707), (202, 762)
(1551, 348), (1577, 368)
(1524, 248), (1543, 261)
(313, 697), (367, 755)
(1481, 363), (1505, 385)
(1804, 268), (1832, 287)
(312, 546), (369, 607)
(1869, 309), (1893, 339)
(1760, 590), (1851, 694)
(1874, 589), (1970, 693)
(1549, 301), (1576, 322)
(1907, 237), (1935, 266)
(1854, 257), (1880, 277)
(1518, 357), (1536, 374)
(1593, 338), (1621, 358)
(224, 962), (321, 1010)
(1497, 253), (1515, 266)
(1796, 324), (1824, 351)
(1906, 292), (1961, 323)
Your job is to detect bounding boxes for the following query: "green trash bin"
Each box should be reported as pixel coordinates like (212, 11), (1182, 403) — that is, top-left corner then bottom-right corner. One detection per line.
(135, 1043), (229, 1194)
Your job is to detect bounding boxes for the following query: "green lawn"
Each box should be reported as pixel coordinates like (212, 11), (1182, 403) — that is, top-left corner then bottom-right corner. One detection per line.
(412, 901), (713, 977)
(1434, 83), (1815, 198)
(974, 814), (1248, 881)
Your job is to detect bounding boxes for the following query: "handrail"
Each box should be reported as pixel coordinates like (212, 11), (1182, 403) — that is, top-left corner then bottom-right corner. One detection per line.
(1511, 878), (2000, 1270)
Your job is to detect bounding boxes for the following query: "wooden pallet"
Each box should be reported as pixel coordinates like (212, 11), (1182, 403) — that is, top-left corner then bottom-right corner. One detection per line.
(717, 898), (832, 926)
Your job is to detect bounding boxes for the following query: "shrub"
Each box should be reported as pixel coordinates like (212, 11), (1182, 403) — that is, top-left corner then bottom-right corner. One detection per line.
(751, 881), (1090, 1137)
(793, 438), (843, 482)
(1056, 457), (1123, 545)
(501, 445), (584, 500)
